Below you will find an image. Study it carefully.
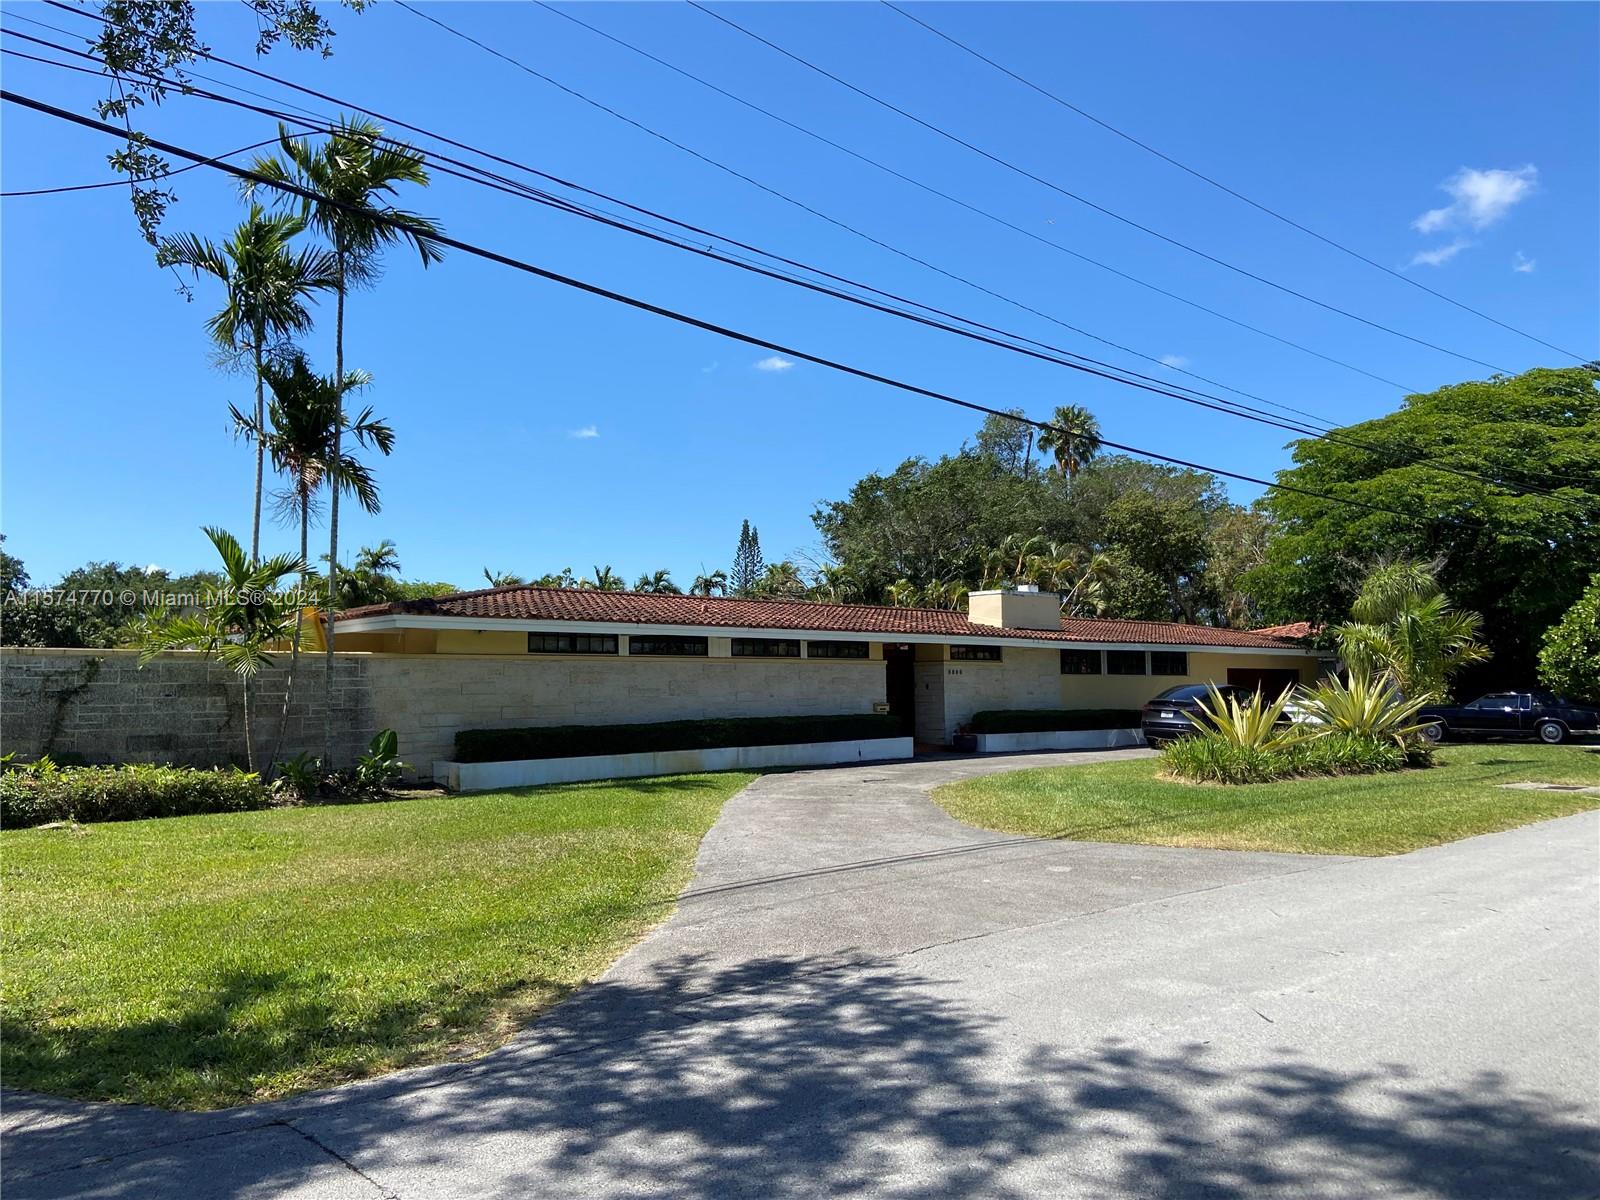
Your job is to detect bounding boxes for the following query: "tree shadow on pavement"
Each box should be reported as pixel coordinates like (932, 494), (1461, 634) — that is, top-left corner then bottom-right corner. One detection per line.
(5, 953), (1596, 1198)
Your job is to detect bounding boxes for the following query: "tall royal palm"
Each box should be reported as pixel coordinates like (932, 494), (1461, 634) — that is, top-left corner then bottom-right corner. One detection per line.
(1035, 404), (1102, 484)
(159, 206), (336, 563)
(235, 352), (394, 772)
(251, 117), (442, 763)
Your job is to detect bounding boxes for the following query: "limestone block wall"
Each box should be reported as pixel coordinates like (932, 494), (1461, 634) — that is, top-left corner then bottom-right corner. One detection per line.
(1, 647), (886, 779)
(0, 648), (375, 768)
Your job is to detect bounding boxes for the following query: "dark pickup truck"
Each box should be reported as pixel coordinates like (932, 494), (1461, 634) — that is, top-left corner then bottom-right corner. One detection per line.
(1418, 691), (1600, 745)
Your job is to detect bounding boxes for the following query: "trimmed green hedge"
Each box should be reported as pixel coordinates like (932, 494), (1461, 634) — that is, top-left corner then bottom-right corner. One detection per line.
(2, 765), (271, 829)
(970, 709), (1143, 735)
(454, 713), (903, 764)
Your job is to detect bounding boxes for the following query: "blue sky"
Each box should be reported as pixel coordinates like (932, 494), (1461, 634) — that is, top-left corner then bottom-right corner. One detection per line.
(3, 1), (1596, 587)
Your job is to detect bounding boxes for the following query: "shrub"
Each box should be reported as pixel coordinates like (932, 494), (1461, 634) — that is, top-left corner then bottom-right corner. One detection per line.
(1297, 672), (1435, 746)
(1539, 575), (1600, 703)
(1, 764), (272, 829)
(1160, 731), (1417, 785)
(1189, 685), (1312, 751)
(454, 714), (902, 764)
(968, 709), (1142, 734)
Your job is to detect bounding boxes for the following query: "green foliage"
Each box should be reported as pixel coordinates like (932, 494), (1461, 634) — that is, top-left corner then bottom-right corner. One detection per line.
(1330, 561), (1490, 700)
(813, 435), (1242, 620)
(350, 729), (407, 796)
(1249, 366), (1600, 684)
(690, 569), (728, 596)
(731, 520), (764, 597)
(1539, 575), (1600, 702)
(137, 528), (306, 772)
(969, 709), (1143, 734)
(271, 751), (324, 804)
(1, 764), (270, 828)
(1298, 672), (1435, 745)
(633, 569), (681, 594)
(454, 714), (902, 764)
(752, 560), (807, 598)
(1159, 732), (1409, 785)
(1035, 404), (1101, 479)
(1187, 684), (1310, 751)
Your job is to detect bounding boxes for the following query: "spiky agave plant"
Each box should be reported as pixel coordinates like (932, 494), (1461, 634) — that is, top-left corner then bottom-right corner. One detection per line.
(1298, 672), (1436, 747)
(1187, 683), (1312, 752)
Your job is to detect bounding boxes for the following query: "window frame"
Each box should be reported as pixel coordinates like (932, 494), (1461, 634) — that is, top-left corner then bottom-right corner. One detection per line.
(1105, 650), (1149, 676)
(949, 644), (1003, 662)
(627, 634), (709, 657)
(1149, 651), (1189, 677)
(731, 637), (802, 658)
(527, 632), (618, 655)
(1060, 648), (1103, 675)
(806, 640), (869, 659)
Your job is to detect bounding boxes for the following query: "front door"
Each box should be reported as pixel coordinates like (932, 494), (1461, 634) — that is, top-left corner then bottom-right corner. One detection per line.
(1226, 668), (1301, 698)
(883, 643), (916, 738)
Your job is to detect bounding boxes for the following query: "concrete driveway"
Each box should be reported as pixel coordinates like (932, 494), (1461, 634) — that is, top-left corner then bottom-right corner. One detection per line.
(5, 749), (1598, 1199)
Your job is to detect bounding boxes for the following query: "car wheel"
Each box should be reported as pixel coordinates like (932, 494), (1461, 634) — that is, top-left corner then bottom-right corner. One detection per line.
(1537, 720), (1567, 745)
(1421, 721), (1446, 744)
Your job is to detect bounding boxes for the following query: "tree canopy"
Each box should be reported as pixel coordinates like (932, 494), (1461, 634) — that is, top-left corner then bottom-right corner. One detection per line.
(1248, 366), (1600, 684)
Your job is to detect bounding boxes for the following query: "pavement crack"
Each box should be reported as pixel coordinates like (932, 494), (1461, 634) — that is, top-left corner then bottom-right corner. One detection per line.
(282, 1118), (402, 1199)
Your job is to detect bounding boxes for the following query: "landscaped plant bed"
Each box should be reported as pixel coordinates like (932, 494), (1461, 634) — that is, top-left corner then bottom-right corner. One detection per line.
(441, 714), (910, 791)
(968, 709), (1145, 754)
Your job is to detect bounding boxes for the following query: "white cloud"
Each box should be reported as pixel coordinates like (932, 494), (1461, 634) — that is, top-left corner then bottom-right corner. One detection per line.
(1157, 354), (1189, 369)
(754, 355), (795, 372)
(143, 563), (163, 574)
(1413, 165), (1537, 234)
(1512, 251), (1537, 274)
(1408, 239), (1471, 268)
(568, 425), (600, 439)
(700, 360), (720, 373)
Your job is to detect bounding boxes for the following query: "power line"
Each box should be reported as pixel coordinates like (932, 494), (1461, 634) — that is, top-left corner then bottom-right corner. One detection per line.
(394, 0), (1418, 394)
(2, 88), (1485, 527)
(7, 33), (1591, 499)
(0, 131), (302, 196)
(31, 0), (1425, 398)
(1, 21), (1343, 433)
(687, 0), (1518, 375)
(881, 0), (1590, 364)
(524, 0), (1403, 417)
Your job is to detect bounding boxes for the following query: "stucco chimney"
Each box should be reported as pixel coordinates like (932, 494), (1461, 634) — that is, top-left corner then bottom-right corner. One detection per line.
(966, 588), (1062, 631)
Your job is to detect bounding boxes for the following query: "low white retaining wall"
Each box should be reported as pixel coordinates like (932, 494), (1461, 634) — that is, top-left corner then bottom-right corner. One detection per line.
(974, 728), (1146, 754)
(434, 735), (914, 792)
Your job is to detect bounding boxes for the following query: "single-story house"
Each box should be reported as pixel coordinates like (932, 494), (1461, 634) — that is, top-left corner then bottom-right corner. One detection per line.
(331, 585), (1323, 746)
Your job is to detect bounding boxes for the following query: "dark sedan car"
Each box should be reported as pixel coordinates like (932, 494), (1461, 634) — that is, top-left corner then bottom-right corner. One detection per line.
(1141, 684), (1248, 746)
(1417, 691), (1600, 745)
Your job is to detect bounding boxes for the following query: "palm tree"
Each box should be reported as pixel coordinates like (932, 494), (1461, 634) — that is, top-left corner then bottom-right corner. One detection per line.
(983, 533), (1046, 588)
(811, 564), (859, 604)
(233, 353), (393, 773)
(159, 206), (337, 563)
(483, 569), (526, 588)
(634, 569), (681, 594)
(690, 569), (728, 597)
(137, 527), (304, 772)
(1332, 561), (1491, 700)
(583, 565), (623, 591)
(337, 539), (403, 608)
(1035, 405), (1101, 483)
(250, 117), (443, 764)
(752, 561), (807, 598)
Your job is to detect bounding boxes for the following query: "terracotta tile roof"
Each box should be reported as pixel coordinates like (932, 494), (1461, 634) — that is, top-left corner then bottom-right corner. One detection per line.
(340, 587), (1312, 650)
(1249, 621), (1319, 640)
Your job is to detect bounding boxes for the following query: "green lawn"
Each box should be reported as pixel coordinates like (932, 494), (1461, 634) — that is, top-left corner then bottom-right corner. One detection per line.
(933, 744), (1600, 857)
(1, 772), (753, 1110)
